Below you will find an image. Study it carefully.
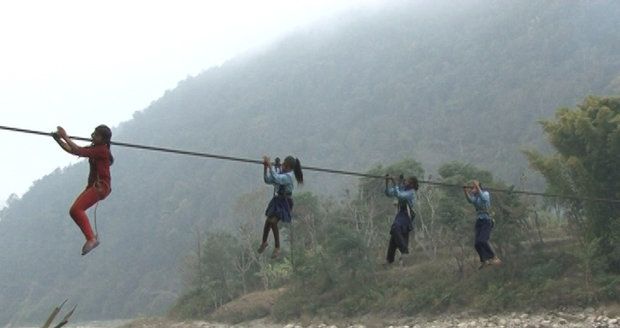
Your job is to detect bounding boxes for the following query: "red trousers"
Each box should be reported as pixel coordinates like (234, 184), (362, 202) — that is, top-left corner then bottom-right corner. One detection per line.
(69, 184), (110, 241)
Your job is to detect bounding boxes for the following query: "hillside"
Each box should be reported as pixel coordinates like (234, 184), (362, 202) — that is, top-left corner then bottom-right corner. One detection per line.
(1, 0), (619, 324)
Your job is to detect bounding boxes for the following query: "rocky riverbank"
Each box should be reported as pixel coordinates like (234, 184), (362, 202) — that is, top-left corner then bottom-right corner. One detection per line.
(121, 307), (620, 328)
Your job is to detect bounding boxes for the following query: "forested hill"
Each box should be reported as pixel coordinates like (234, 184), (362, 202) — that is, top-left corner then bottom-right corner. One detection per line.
(1, 0), (620, 324)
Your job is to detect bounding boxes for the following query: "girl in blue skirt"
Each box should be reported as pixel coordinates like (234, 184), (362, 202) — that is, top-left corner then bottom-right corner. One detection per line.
(258, 155), (303, 259)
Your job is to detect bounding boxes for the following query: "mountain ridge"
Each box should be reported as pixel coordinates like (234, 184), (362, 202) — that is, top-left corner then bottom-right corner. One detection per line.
(1, 0), (620, 324)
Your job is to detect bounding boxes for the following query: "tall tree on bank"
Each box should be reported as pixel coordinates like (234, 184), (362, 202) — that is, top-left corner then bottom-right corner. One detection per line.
(525, 96), (620, 272)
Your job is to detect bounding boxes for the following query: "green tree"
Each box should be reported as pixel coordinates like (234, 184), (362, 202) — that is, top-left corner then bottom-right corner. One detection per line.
(191, 232), (244, 313)
(525, 96), (620, 272)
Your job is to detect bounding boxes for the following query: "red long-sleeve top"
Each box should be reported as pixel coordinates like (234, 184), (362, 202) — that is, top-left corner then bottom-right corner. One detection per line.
(74, 145), (112, 188)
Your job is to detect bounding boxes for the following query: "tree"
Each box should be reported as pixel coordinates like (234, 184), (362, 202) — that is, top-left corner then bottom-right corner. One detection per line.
(200, 232), (243, 309)
(525, 96), (620, 272)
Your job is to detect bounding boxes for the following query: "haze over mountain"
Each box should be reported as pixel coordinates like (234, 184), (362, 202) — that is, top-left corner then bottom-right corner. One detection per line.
(1, 0), (619, 324)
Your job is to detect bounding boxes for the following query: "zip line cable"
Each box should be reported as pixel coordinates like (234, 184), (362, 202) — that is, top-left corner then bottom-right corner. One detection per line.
(1, 124), (619, 204)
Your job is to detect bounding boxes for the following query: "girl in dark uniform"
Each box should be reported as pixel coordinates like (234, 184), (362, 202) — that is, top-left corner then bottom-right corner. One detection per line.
(385, 175), (418, 265)
(463, 180), (501, 269)
(258, 155), (303, 259)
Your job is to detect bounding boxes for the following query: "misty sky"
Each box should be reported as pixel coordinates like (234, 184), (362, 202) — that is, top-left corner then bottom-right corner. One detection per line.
(0, 0), (383, 208)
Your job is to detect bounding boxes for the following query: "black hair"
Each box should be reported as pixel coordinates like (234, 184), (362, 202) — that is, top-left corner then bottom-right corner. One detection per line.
(408, 176), (419, 191)
(95, 124), (114, 165)
(284, 156), (303, 184)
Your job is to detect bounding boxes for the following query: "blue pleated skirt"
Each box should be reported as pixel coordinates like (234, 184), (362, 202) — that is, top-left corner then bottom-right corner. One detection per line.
(265, 195), (294, 223)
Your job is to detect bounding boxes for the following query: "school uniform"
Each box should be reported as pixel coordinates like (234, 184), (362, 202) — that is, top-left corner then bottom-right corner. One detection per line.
(385, 185), (415, 263)
(264, 166), (294, 223)
(467, 190), (496, 262)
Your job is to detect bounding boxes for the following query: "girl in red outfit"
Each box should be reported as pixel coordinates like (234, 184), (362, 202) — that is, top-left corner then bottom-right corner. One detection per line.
(53, 125), (113, 256)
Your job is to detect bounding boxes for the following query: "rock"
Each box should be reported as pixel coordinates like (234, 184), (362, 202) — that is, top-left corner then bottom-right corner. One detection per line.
(119, 310), (618, 328)
(558, 312), (582, 322)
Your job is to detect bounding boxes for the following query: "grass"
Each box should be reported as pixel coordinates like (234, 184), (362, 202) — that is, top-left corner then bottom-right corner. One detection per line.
(169, 233), (619, 324)
(267, 239), (620, 322)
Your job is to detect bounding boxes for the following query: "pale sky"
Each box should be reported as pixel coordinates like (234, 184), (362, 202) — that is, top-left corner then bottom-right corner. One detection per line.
(0, 0), (383, 208)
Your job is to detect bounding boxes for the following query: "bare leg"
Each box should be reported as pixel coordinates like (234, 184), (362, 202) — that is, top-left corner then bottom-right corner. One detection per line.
(271, 221), (280, 249)
(258, 218), (270, 253)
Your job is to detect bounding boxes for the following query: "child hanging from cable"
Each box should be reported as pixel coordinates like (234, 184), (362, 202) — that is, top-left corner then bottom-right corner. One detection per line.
(52, 125), (113, 256)
(385, 174), (418, 265)
(463, 180), (501, 269)
(258, 155), (303, 259)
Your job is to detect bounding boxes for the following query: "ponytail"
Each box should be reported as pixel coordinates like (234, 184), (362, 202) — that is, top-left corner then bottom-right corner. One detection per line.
(284, 156), (303, 184)
(293, 158), (303, 184)
(95, 124), (114, 165)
